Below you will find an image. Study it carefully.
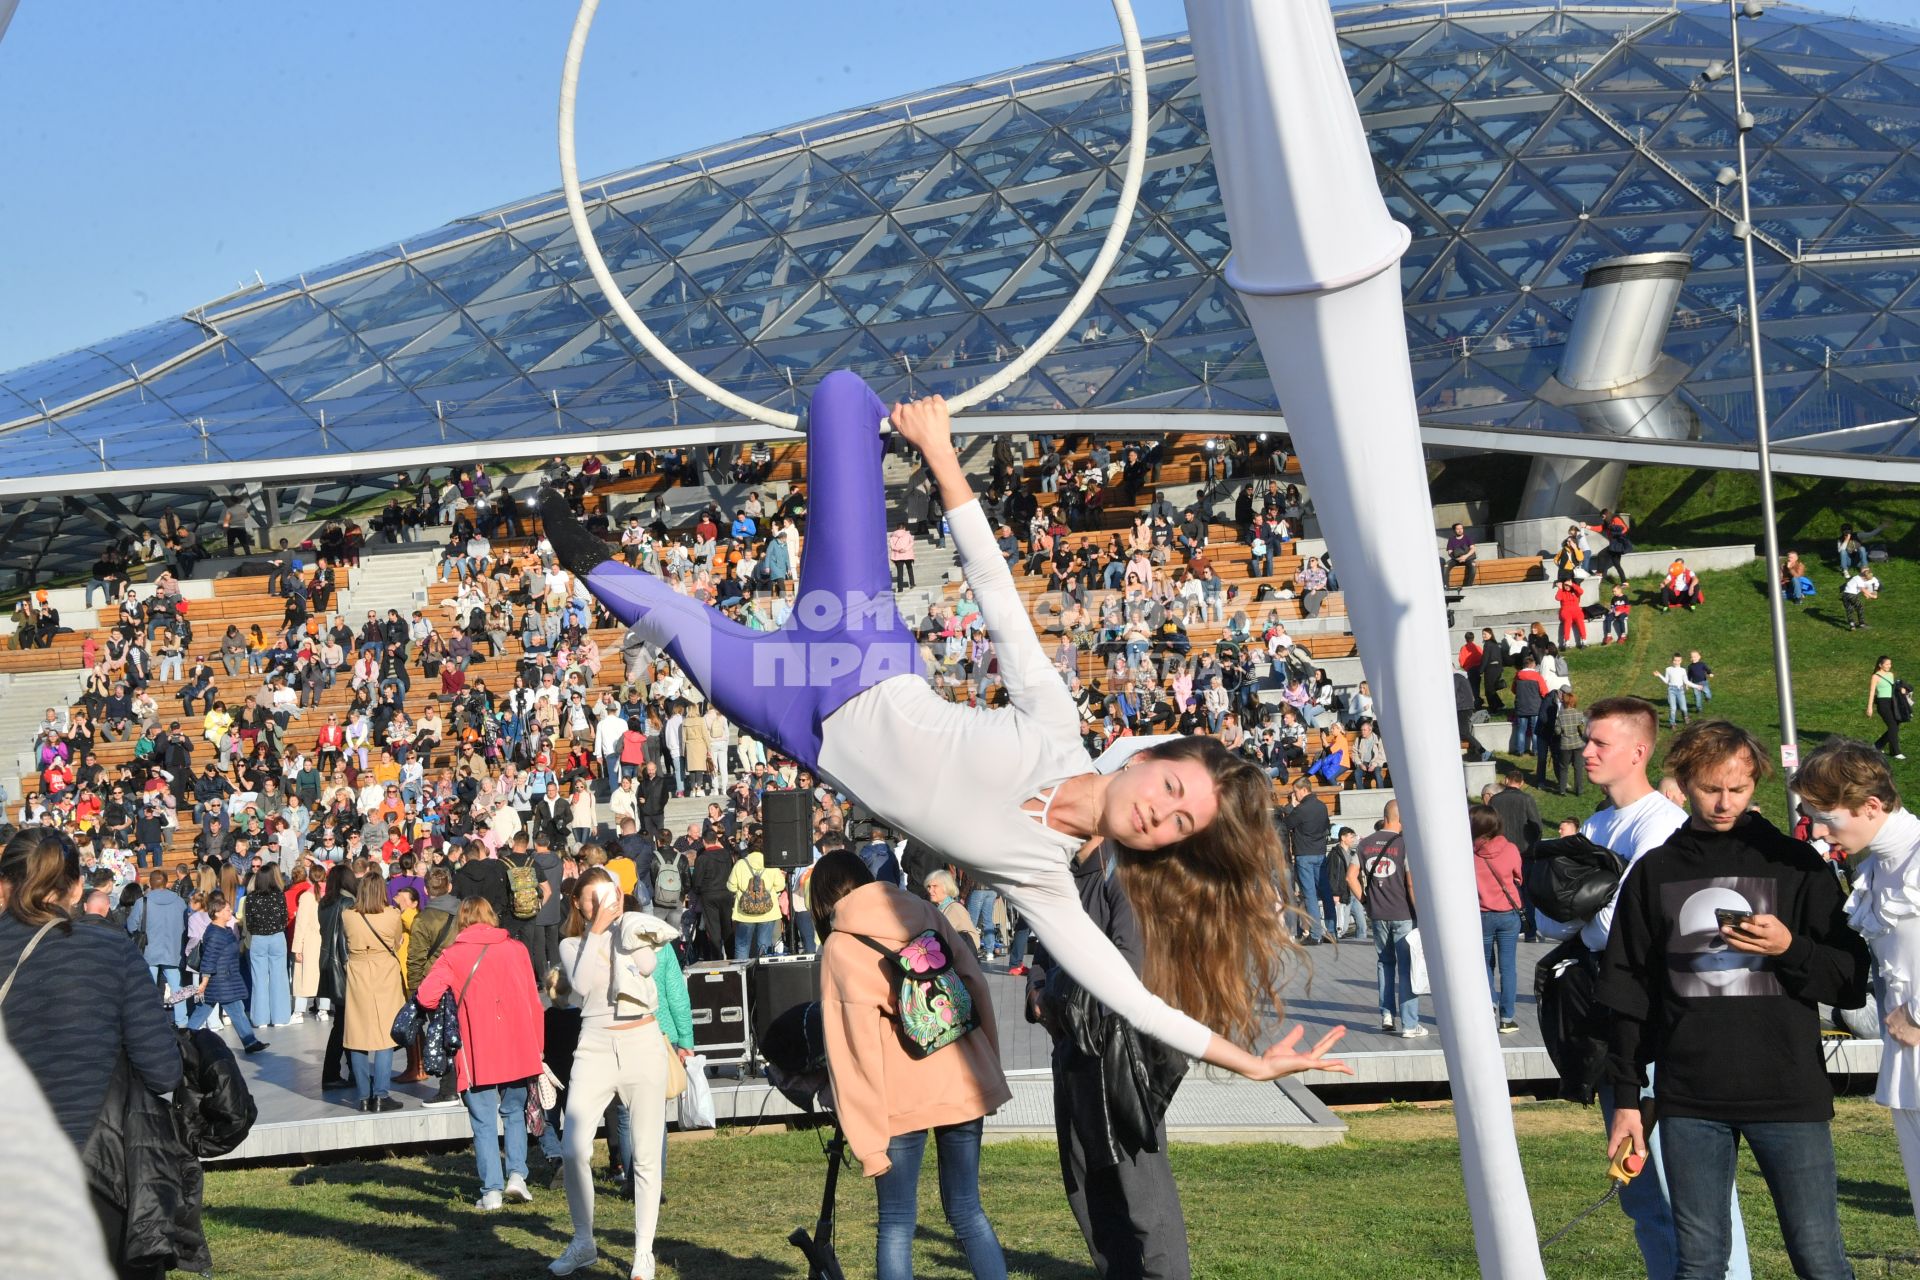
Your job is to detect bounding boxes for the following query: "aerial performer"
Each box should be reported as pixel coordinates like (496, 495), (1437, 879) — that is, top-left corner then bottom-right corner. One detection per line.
(559, 0), (1541, 1270)
(539, 383), (1348, 1083)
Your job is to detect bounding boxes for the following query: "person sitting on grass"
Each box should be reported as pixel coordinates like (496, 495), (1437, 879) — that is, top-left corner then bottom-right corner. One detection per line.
(1659, 558), (1703, 612)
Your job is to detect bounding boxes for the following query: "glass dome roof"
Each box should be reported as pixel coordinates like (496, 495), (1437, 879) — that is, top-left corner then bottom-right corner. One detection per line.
(6, 0), (1920, 485)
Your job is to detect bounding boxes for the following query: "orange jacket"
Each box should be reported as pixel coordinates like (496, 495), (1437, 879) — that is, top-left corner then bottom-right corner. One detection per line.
(818, 882), (1009, 1176)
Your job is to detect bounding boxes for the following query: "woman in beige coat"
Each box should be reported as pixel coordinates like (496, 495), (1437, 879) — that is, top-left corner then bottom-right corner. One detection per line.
(291, 862), (326, 1014)
(681, 704), (713, 795)
(342, 874), (407, 1113)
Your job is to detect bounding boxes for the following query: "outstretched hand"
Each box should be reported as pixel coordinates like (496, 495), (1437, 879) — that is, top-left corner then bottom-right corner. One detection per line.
(1211, 1024), (1352, 1082)
(890, 395), (955, 460)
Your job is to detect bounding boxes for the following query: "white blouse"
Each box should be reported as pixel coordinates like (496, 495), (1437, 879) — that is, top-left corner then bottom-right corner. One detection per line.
(817, 499), (1214, 1059)
(1845, 807), (1920, 1109)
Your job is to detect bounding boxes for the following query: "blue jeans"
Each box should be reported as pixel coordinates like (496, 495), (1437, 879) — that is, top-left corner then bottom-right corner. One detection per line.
(1666, 685), (1689, 725)
(793, 912), (816, 955)
(731, 920), (775, 960)
(189, 998), (260, 1046)
(350, 1048), (394, 1101)
(1510, 713), (1537, 755)
(150, 964), (188, 1028)
(874, 1119), (1006, 1280)
(1663, 1118), (1837, 1279)
(463, 1084), (530, 1193)
(1599, 1069), (1752, 1280)
(1480, 910), (1520, 1020)
(248, 930), (290, 1028)
(1372, 919), (1419, 1027)
(1293, 855), (1332, 941)
(1692, 680), (1713, 713)
(966, 890), (1000, 956)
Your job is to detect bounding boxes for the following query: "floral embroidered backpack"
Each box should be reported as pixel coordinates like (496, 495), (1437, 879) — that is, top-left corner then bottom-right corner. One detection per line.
(850, 929), (978, 1058)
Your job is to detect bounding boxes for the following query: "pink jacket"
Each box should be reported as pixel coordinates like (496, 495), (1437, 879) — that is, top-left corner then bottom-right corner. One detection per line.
(416, 924), (545, 1092)
(1473, 836), (1524, 914)
(887, 528), (915, 563)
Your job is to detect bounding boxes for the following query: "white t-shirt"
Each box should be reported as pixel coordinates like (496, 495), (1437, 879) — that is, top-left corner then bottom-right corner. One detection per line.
(1845, 573), (1880, 597)
(1575, 789), (1689, 952)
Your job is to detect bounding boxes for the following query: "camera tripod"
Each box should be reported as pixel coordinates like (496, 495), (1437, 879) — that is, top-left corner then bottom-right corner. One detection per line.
(788, 1119), (848, 1280)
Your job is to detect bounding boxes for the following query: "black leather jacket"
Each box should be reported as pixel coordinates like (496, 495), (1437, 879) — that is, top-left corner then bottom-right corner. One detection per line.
(1035, 842), (1188, 1169)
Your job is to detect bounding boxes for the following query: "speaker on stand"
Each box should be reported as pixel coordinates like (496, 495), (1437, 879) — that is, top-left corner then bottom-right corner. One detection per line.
(762, 789), (813, 958)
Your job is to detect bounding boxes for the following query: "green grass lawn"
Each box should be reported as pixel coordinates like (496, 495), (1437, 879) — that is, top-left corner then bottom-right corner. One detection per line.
(1478, 464), (1917, 831)
(187, 1099), (1919, 1279)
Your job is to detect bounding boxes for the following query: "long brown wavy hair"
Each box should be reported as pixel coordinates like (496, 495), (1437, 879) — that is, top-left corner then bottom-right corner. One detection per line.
(1114, 736), (1303, 1049)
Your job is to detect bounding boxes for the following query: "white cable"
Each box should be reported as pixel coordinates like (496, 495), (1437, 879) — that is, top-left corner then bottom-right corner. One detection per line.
(557, 0), (1149, 425)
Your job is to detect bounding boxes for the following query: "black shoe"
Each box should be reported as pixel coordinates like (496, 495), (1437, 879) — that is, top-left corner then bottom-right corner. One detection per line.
(322, 1075), (352, 1090)
(538, 487), (612, 576)
(358, 1098), (376, 1113)
(244, 1040), (269, 1054)
(375, 1095), (405, 1113)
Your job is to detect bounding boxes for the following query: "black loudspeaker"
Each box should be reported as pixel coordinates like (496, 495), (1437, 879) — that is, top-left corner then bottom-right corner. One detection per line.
(762, 789), (812, 869)
(748, 956), (820, 1056)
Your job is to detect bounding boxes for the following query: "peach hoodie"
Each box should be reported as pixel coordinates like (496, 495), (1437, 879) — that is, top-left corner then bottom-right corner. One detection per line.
(819, 881), (1010, 1176)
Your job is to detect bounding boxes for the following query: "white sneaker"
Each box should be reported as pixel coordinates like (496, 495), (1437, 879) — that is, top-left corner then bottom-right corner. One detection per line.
(504, 1173), (533, 1203)
(474, 1189), (503, 1212)
(286, 1012), (305, 1024)
(550, 1238), (598, 1276)
(1399, 1025), (1431, 1039)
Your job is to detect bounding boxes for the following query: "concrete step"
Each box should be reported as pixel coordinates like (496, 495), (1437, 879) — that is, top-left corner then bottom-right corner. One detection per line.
(1, 669), (89, 805)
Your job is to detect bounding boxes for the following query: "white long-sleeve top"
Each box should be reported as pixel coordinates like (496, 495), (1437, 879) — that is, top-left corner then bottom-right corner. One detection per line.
(817, 498), (1215, 1059)
(1845, 807), (1920, 1109)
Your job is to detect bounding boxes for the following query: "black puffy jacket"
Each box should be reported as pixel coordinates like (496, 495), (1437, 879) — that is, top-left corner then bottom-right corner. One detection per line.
(82, 1056), (209, 1275)
(175, 1028), (257, 1159)
(317, 895), (350, 1002)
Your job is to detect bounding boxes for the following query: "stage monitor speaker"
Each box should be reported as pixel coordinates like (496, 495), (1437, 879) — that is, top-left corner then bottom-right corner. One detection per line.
(762, 789), (812, 869)
(684, 961), (751, 1065)
(748, 956), (819, 1055)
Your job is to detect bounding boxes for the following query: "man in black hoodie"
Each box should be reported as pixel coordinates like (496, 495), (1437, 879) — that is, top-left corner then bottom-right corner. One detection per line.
(1598, 720), (1867, 1279)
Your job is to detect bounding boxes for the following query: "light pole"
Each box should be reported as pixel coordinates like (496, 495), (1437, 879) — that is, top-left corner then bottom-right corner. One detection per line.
(1703, 0), (1800, 789)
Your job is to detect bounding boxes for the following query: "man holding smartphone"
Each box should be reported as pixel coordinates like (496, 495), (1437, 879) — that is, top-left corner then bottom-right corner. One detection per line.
(1541, 697), (1755, 1279)
(1599, 721), (1868, 1279)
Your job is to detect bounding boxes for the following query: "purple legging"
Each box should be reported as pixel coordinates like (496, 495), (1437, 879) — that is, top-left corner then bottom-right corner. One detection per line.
(582, 371), (924, 771)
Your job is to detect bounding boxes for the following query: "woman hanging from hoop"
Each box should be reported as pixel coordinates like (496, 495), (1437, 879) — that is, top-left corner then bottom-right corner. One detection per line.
(541, 372), (1347, 1081)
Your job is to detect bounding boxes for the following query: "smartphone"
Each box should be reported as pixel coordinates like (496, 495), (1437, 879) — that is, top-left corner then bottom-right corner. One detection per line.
(1714, 908), (1754, 930)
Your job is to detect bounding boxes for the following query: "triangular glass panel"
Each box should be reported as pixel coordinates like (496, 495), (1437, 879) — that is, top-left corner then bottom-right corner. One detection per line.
(819, 330), (897, 384)
(220, 297), (342, 358)
(792, 227), (871, 275)
(1146, 108), (1205, 155)
(1651, 98), (1741, 151)
(867, 317), (965, 366)
(1037, 340), (1146, 408)
(1472, 338), (1565, 394)
(1065, 105), (1137, 162)
(897, 207), (976, 257)
(1165, 161), (1221, 215)
(1762, 274), (1868, 321)
(714, 288), (809, 343)
(916, 156), (997, 206)
(826, 263), (922, 324)
(1804, 261), (1919, 309)
(1743, 152), (1834, 209)
(1469, 223), (1578, 286)
(417, 342), (521, 390)
(1771, 375), (1910, 441)
(316, 266), (444, 333)
(1630, 13), (1728, 52)
(1757, 50), (1860, 96)
(1458, 103), (1549, 152)
(1408, 114), (1502, 171)
(1606, 213), (1702, 255)
(1370, 119), (1438, 169)
(1146, 73), (1196, 113)
(745, 154), (842, 204)
(1457, 50), (1561, 103)
(1399, 239), (1447, 295)
(702, 203), (781, 253)
(1357, 66), (1444, 113)
(1587, 50), (1689, 95)
(492, 289), (601, 345)
(1412, 243), (1518, 304)
(1403, 19), (1499, 63)
(1599, 161), (1695, 216)
(1105, 288), (1186, 338)
(1832, 63), (1920, 108)
(1508, 14), (1618, 86)
(1816, 21), (1920, 62)
(1785, 100), (1893, 150)
(1523, 102), (1628, 157)
(1013, 134), (1098, 186)
(1001, 250), (1082, 306)
(1382, 179), (1450, 242)
(551, 209), (667, 277)
(1096, 222), (1204, 289)
(954, 130), (1047, 189)
(947, 198), (1038, 258)
(1102, 348), (1205, 406)
(865, 268), (970, 326)
(1340, 26), (1426, 60)
(1163, 206), (1232, 266)
(784, 178), (879, 234)
(1754, 23), (1869, 63)
(1808, 207), (1902, 253)
(1848, 312), (1920, 362)
(1165, 280), (1247, 338)
(1532, 224), (1629, 288)
(718, 241), (817, 296)
(1401, 159), (1506, 226)
(969, 103), (1054, 150)
(1008, 181), (1089, 237)
(1470, 164), (1574, 228)
(1768, 315), (1872, 367)
(853, 159), (940, 211)
(1403, 53), (1483, 102)
(1410, 297), (1510, 342)
(532, 322), (633, 374)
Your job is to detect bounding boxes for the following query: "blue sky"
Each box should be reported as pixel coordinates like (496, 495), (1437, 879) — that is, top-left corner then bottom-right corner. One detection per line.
(0, 0), (1909, 374)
